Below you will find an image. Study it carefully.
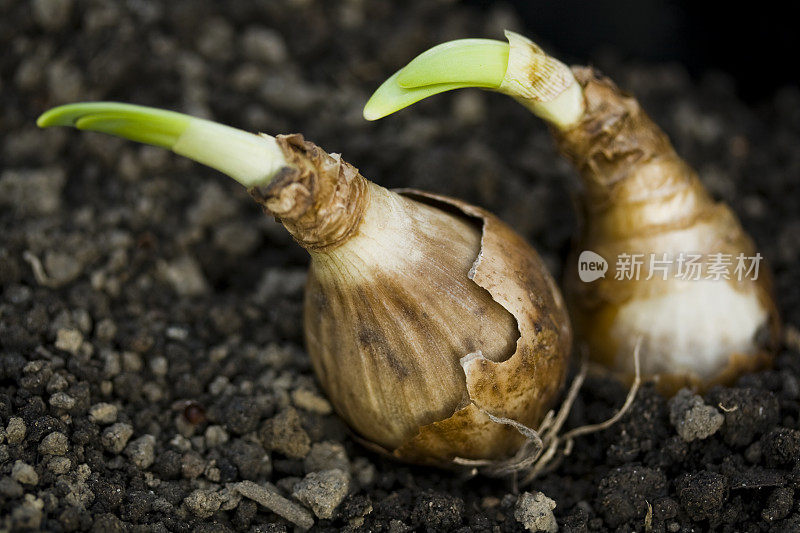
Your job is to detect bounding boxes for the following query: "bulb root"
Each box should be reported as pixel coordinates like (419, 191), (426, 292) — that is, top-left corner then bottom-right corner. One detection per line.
(454, 338), (642, 485)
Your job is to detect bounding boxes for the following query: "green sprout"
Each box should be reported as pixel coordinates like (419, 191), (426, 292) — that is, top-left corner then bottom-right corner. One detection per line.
(37, 102), (288, 188)
(364, 31), (585, 130)
(363, 39), (509, 121)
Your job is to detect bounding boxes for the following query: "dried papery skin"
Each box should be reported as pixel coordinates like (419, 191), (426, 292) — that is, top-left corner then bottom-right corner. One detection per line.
(557, 69), (780, 392)
(388, 190), (571, 465)
(248, 134), (368, 251)
(258, 137), (571, 465)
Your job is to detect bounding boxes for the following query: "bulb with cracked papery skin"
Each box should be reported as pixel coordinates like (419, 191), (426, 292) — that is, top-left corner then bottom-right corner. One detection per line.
(36, 103), (572, 466)
(253, 135), (572, 465)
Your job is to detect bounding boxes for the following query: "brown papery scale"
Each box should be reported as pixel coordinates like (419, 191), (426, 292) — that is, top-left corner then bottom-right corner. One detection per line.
(250, 135), (572, 466)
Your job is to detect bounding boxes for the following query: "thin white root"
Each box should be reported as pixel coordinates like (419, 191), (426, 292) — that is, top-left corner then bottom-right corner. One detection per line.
(458, 339), (643, 486)
(23, 251), (59, 288)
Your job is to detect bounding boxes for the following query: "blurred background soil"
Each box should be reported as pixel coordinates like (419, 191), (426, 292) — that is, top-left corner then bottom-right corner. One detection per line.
(1, 0), (799, 531)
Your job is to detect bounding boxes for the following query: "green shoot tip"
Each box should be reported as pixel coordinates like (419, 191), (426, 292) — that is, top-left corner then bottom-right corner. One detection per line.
(37, 102), (191, 149)
(363, 38), (509, 120)
(36, 102), (287, 188)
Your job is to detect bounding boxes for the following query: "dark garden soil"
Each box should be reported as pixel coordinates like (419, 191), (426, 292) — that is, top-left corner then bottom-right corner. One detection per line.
(2, 1), (800, 531)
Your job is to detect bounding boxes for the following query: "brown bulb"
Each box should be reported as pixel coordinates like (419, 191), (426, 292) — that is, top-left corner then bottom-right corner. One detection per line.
(556, 69), (780, 393)
(250, 135), (572, 466)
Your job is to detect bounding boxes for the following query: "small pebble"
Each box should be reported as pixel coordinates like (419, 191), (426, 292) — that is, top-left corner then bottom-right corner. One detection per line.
(669, 389), (724, 442)
(261, 407), (311, 459)
(49, 391), (76, 410)
(514, 491), (558, 533)
(204, 425), (229, 448)
(182, 451), (206, 479)
(184, 489), (222, 518)
(150, 356), (168, 376)
(292, 469), (350, 519)
(39, 431), (69, 455)
(241, 26), (288, 64)
(54, 328), (83, 355)
(88, 402), (118, 424)
(11, 460), (39, 485)
(48, 456), (72, 474)
(125, 435), (156, 469)
(157, 255), (209, 296)
(234, 480), (314, 530)
(6, 417), (26, 444)
(101, 423), (134, 453)
(11, 494), (44, 530)
(292, 388), (332, 415)
(304, 441), (349, 473)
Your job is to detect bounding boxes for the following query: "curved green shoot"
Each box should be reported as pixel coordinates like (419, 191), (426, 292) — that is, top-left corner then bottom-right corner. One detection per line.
(364, 39), (509, 121)
(396, 39), (509, 89)
(37, 102), (288, 188)
(364, 31), (585, 130)
(364, 71), (488, 121)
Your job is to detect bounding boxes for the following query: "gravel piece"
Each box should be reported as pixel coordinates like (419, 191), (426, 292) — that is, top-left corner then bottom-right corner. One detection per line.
(204, 425), (229, 448)
(48, 456), (72, 474)
(304, 441), (349, 473)
(39, 431), (69, 455)
(669, 388), (724, 442)
(11, 460), (39, 485)
(49, 391), (76, 410)
(183, 489), (222, 518)
(5, 417), (26, 444)
(261, 407), (311, 459)
(514, 491), (558, 533)
(101, 423), (134, 453)
(125, 435), (156, 469)
(227, 439), (271, 480)
(292, 388), (333, 415)
(54, 328), (83, 355)
(88, 402), (118, 424)
(292, 469), (350, 519)
(181, 450), (206, 479)
(157, 255), (209, 296)
(234, 480), (315, 530)
(241, 26), (288, 64)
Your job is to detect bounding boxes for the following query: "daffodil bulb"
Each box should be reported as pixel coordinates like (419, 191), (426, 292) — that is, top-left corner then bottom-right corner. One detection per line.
(38, 103), (572, 465)
(365, 31), (781, 392)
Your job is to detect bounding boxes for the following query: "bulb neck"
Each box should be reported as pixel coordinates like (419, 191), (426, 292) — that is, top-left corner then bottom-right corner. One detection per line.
(248, 134), (369, 251)
(554, 68), (712, 235)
